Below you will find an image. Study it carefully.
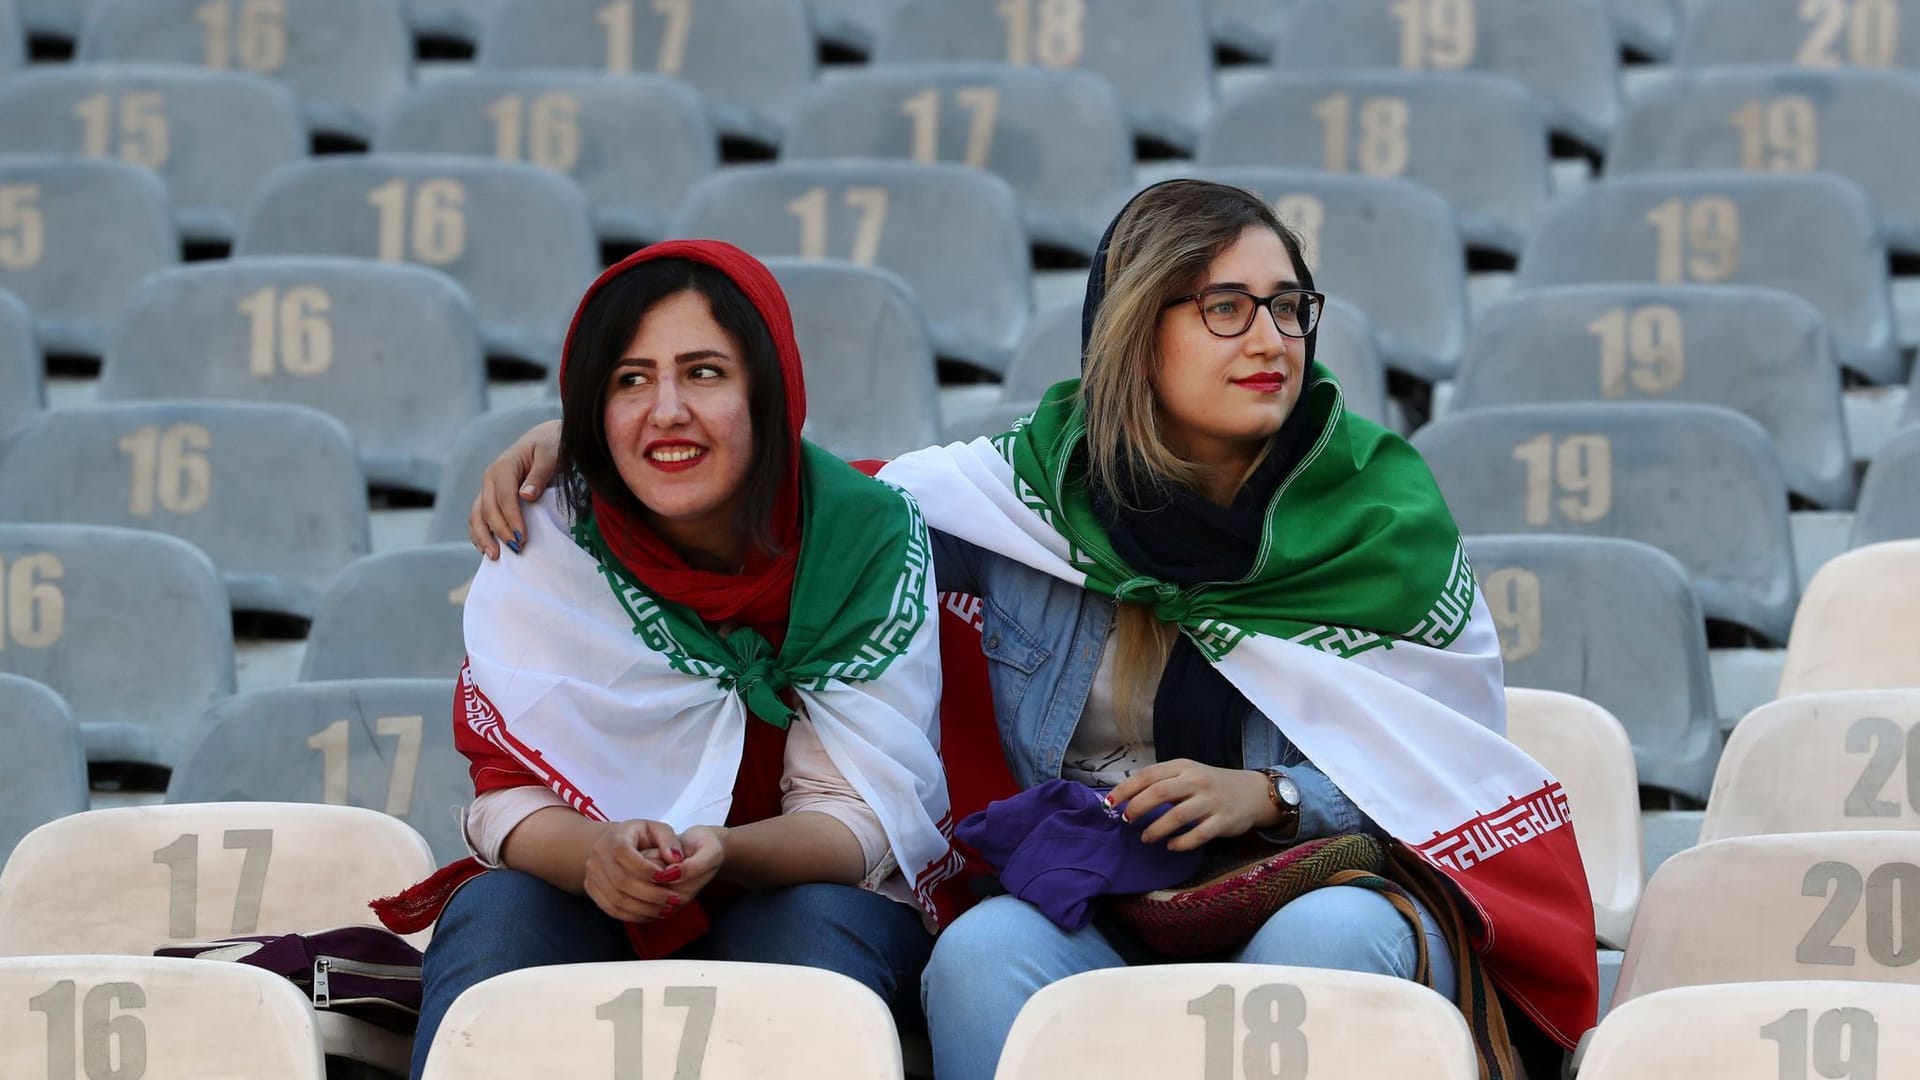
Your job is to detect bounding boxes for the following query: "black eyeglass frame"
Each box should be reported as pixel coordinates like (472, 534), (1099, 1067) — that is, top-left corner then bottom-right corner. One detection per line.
(1162, 287), (1327, 339)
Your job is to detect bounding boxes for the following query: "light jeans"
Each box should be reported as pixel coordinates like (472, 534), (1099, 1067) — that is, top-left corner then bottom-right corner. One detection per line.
(921, 885), (1456, 1080)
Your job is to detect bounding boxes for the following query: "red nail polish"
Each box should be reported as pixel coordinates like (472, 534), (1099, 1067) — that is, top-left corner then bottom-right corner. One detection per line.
(664, 895), (682, 910)
(671, 849), (684, 862)
(655, 866), (682, 884)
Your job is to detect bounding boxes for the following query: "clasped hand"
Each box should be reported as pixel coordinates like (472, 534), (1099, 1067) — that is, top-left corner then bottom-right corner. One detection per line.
(584, 820), (726, 923)
(1103, 759), (1280, 852)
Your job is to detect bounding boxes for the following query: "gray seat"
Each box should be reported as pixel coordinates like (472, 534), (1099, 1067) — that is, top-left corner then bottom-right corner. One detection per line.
(299, 546), (476, 682)
(97, 258), (488, 494)
(942, 397), (1046, 444)
(0, 66), (304, 246)
(0, 289), (39, 437)
(477, 0), (813, 152)
(1467, 536), (1719, 800)
(0, 675), (87, 865)
(1609, 0), (1678, 59)
(77, 0), (411, 146)
(17, 0), (96, 42)
(784, 64), (1132, 261)
(377, 72), (715, 247)
(0, 156), (175, 359)
(1851, 426), (1920, 547)
(1456, 284), (1854, 509)
(1679, 0), (1920, 67)
(763, 258), (941, 461)
(235, 156), (597, 374)
(1199, 70), (1548, 258)
(674, 161), (1031, 377)
(1413, 403), (1799, 641)
(874, 0), (1215, 156)
(427, 401), (561, 543)
(0, 402), (370, 619)
(405, 0), (504, 43)
(1001, 301), (1079, 403)
(1311, 298), (1390, 427)
(0, 524), (234, 766)
(0, 0), (23, 72)
(1609, 67), (1920, 257)
(167, 678), (468, 863)
(1515, 172), (1902, 384)
(811, 0), (907, 55)
(1272, 0), (1620, 154)
(1206, 0), (1304, 59)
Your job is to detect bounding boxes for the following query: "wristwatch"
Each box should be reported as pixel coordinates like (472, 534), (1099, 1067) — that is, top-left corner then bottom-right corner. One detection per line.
(1256, 766), (1302, 838)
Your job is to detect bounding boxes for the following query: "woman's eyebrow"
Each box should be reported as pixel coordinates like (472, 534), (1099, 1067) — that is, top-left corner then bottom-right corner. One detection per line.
(1202, 279), (1302, 291)
(613, 349), (731, 367)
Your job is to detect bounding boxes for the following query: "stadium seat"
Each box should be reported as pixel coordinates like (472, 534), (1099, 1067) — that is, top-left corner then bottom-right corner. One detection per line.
(426, 402), (560, 543)
(0, 402), (370, 620)
(1581, 980), (1920, 1079)
(0, 0), (19, 72)
(167, 678), (467, 862)
(1679, 0), (1920, 67)
(97, 258), (488, 494)
(0, 67), (303, 247)
(673, 162), (1031, 377)
(763, 258), (942, 460)
(941, 398), (1042, 444)
(0, 156), (175, 359)
(298, 546), (475, 682)
(1778, 541), (1920, 696)
(1608, 0), (1678, 59)
(784, 65), (1131, 261)
(1702, 689), (1920, 843)
(235, 156), (597, 374)
(996, 964), (1477, 1080)
(1850, 427), (1920, 546)
(0, 525), (232, 767)
(1199, 71), (1548, 258)
(1000, 301), (1079, 403)
(810, 0), (908, 56)
(1504, 688), (1645, 948)
(1206, 0), (1303, 59)
(1302, 298), (1390, 426)
(1415, 403), (1799, 641)
(1272, 0), (1621, 154)
(1611, 831), (1920, 1004)
(15, 0), (91, 43)
(78, 0), (411, 146)
(0, 289), (39, 436)
(1455, 284), (1854, 509)
(407, 0), (504, 44)
(1514, 172), (1902, 384)
(477, 0), (813, 153)
(378, 72), (715, 248)
(0, 956), (326, 1080)
(1469, 536), (1720, 801)
(873, 0), (1215, 156)
(0, 675), (86, 865)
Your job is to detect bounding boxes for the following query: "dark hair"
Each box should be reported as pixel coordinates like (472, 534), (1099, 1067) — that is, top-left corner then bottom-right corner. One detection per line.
(556, 258), (794, 555)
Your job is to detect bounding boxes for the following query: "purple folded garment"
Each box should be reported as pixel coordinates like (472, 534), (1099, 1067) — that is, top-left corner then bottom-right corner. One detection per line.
(956, 778), (1206, 929)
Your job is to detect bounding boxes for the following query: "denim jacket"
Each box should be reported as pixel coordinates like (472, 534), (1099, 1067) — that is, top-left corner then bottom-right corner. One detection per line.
(933, 530), (1376, 842)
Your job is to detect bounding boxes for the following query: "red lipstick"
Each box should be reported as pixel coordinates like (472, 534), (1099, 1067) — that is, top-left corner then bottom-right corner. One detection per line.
(643, 438), (707, 473)
(1232, 372), (1288, 393)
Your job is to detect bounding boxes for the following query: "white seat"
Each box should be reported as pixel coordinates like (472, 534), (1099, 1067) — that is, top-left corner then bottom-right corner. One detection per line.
(1702, 690), (1920, 843)
(1504, 688), (1645, 949)
(1779, 541), (1920, 697)
(994, 964), (1477, 1080)
(1580, 980), (1920, 1079)
(420, 960), (904, 1079)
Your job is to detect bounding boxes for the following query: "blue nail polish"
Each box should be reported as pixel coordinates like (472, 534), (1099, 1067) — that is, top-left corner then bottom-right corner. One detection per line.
(513, 530), (524, 546)
(505, 538), (521, 554)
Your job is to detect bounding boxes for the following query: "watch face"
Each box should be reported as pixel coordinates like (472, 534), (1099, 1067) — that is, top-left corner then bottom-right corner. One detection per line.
(1275, 775), (1301, 807)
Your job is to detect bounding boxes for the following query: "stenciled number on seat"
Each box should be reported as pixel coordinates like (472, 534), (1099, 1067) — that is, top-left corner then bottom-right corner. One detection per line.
(596, 0), (693, 75)
(1731, 97), (1819, 171)
(118, 424), (212, 517)
(1586, 305), (1685, 398)
(1798, 0), (1899, 66)
(1761, 1006), (1879, 1080)
(1391, 0), (1477, 70)
(595, 985), (718, 1080)
(0, 553), (65, 650)
(1482, 567), (1542, 662)
(194, 0), (288, 73)
(900, 87), (1001, 169)
(72, 93), (170, 169)
(1272, 195), (1323, 269)
(238, 286), (333, 378)
(0, 184), (45, 270)
(1797, 861), (1920, 967)
(1187, 983), (1310, 1080)
(149, 829), (275, 939)
(1312, 93), (1411, 177)
(1843, 717), (1920, 818)
(1645, 196), (1740, 283)
(305, 714), (425, 817)
(28, 980), (148, 1080)
(486, 93), (583, 171)
(366, 179), (466, 266)
(997, 0), (1086, 68)
(1512, 433), (1612, 526)
(786, 186), (889, 266)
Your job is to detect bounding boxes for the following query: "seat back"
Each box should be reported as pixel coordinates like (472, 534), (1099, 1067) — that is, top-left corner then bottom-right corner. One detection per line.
(1779, 541), (1920, 696)
(1703, 690), (1920, 843)
(426, 402), (562, 544)
(299, 547), (477, 683)
(16, 0), (86, 42)
(809, 0), (908, 55)
(1206, 0), (1304, 59)
(1679, 0), (1920, 67)
(0, 288), (39, 436)
(407, 0), (505, 43)
(1609, 0), (1678, 58)
(1851, 427), (1920, 547)
(1581, 981), (1920, 1079)
(0, 0), (20, 72)
(0, 676), (86, 864)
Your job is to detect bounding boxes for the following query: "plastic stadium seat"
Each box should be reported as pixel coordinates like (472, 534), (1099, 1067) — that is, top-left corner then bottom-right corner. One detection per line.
(0, 675), (85, 864)
(235, 157), (597, 373)
(1469, 536), (1720, 801)
(406, 0), (504, 43)
(378, 72), (715, 248)
(996, 965), (1477, 1080)
(0, 289), (39, 436)
(1504, 688), (1645, 948)
(999, 301), (1078, 403)
(0, 0), (19, 71)
(420, 961), (905, 1080)
(674, 162), (1031, 377)
(942, 398), (1041, 444)
(1611, 831), (1920, 1004)
(785, 65), (1131, 261)
(1515, 173), (1902, 384)
(1680, 0), (1920, 67)
(1581, 981), (1920, 1079)
(16, 0), (94, 42)
(811, 0), (908, 56)
(78, 0), (411, 146)
(1455, 284), (1854, 509)
(1701, 690), (1920, 843)
(763, 258), (941, 460)
(1415, 403), (1798, 641)
(873, 0), (1215, 156)
(1609, 67), (1920, 256)
(1272, 0), (1621, 154)
(0, 66), (304, 246)
(1199, 71), (1548, 258)
(0, 956), (326, 1080)
(0, 156), (175, 359)
(1778, 541), (1920, 696)
(1206, 0), (1303, 59)
(0, 525), (232, 767)
(298, 546), (475, 682)
(97, 258), (488, 494)
(0, 403), (370, 620)
(1609, 0), (1678, 59)
(1850, 427), (1920, 547)
(477, 0), (813, 152)
(426, 401), (560, 544)
(1304, 298), (1391, 427)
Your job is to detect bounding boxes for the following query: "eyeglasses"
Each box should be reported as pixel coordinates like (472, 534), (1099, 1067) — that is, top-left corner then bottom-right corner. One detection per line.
(1164, 287), (1325, 339)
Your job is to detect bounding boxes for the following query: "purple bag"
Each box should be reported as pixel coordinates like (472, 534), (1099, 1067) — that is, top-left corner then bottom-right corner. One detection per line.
(156, 926), (423, 1032)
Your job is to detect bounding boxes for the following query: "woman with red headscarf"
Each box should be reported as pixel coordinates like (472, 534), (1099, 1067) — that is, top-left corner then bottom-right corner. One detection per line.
(384, 241), (962, 1079)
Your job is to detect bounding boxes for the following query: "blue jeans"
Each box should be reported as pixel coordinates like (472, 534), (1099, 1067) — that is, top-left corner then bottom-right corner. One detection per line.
(921, 885), (1457, 1080)
(410, 870), (933, 1079)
